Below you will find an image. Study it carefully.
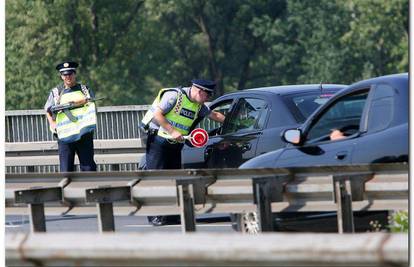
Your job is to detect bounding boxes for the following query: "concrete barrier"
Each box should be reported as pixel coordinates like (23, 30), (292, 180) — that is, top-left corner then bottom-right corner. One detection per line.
(6, 232), (408, 266)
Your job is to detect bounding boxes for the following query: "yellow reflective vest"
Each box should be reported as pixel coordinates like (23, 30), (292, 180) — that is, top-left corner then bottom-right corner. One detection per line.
(54, 85), (96, 143)
(141, 88), (201, 139)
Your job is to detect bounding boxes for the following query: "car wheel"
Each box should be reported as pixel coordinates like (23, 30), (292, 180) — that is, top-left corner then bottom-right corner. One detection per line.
(231, 212), (259, 234)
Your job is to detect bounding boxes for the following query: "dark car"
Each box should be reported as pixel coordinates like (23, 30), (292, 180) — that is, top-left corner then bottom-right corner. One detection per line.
(182, 84), (347, 168)
(240, 73), (408, 168)
(239, 73), (408, 233)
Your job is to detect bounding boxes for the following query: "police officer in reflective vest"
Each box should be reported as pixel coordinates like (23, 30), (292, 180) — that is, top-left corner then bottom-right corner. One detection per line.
(141, 79), (225, 225)
(44, 61), (97, 172)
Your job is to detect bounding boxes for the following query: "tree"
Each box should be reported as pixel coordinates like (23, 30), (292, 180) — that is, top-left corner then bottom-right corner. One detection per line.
(340, 0), (408, 80)
(6, 0), (409, 110)
(6, 0), (150, 109)
(146, 0), (288, 97)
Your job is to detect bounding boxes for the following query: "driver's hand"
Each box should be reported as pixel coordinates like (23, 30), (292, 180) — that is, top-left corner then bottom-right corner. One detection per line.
(330, 129), (345, 141)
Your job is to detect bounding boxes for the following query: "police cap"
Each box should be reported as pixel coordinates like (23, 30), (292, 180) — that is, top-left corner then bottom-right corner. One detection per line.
(56, 61), (78, 75)
(191, 79), (216, 93)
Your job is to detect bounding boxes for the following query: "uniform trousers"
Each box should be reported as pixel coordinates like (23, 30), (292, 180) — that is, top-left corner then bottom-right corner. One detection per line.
(58, 131), (97, 172)
(145, 132), (183, 170)
(145, 131), (183, 225)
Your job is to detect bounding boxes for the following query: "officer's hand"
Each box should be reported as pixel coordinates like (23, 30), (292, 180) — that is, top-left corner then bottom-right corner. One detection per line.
(170, 129), (184, 142)
(74, 99), (87, 105)
(50, 121), (57, 131)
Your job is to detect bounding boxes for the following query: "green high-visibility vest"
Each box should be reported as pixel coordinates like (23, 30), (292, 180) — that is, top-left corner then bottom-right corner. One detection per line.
(141, 88), (201, 139)
(55, 87), (96, 143)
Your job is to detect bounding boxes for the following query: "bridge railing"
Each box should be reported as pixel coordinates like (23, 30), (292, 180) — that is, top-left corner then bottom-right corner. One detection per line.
(6, 105), (218, 142)
(6, 105), (149, 142)
(6, 163), (408, 234)
(6, 105), (219, 173)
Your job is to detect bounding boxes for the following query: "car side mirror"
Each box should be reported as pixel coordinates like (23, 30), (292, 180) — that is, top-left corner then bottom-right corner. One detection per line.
(282, 129), (302, 145)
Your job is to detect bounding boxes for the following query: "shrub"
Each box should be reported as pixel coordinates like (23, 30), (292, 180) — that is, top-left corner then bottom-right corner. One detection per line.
(388, 210), (408, 233)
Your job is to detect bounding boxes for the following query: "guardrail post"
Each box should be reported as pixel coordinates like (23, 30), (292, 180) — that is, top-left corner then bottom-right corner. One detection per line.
(97, 203), (115, 232)
(86, 186), (131, 232)
(253, 176), (290, 232)
(14, 187), (62, 232)
(176, 177), (216, 233)
(333, 174), (370, 233)
(334, 178), (353, 233)
(177, 183), (196, 232)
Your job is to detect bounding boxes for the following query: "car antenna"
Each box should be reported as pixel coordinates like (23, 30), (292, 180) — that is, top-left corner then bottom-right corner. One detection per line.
(319, 81), (323, 93)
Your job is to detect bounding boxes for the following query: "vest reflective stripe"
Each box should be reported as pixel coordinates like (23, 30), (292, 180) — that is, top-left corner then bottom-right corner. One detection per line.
(158, 91), (201, 139)
(55, 90), (96, 143)
(165, 119), (191, 131)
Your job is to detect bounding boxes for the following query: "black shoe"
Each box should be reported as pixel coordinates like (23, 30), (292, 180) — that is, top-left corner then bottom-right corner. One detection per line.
(148, 216), (166, 226)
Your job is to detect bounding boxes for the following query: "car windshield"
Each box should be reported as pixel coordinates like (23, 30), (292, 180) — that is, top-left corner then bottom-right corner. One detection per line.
(283, 92), (335, 123)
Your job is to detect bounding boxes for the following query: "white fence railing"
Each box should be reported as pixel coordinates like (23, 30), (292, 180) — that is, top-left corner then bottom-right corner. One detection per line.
(5, 105), (218, 142)
(5, 105), (219, 173)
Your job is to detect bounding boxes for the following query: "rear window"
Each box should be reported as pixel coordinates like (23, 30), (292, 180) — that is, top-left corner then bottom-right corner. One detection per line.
(283, 92), (335, 123)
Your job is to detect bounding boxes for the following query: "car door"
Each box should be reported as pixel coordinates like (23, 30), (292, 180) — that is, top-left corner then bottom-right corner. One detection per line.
(205, 96), (270, 168)
(181, 98), (236, 168)
(275, 89), (370, 167)
(350, 83), (408, 163)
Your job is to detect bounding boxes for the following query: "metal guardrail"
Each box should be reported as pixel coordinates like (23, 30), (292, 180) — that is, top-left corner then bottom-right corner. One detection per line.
(6, 164), (408, 234)
(6, 232), (408, 266)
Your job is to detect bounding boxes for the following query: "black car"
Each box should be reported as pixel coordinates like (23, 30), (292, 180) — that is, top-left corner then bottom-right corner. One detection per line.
(239, 73), (408, 233)
(182, 84), (346, 168)
(240, 73), (408, 168)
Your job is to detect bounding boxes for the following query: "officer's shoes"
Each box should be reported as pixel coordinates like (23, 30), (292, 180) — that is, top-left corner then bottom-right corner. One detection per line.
(148, 216), (166, 226)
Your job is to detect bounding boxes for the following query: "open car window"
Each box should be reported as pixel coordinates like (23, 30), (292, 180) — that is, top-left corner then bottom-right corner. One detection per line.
(306, 90), (369, 143)
(222, 98), (269, 135)
(198, 100), (233, 132)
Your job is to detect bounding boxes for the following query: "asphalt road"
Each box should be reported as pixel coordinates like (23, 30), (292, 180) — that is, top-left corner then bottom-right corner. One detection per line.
(5, 215), (235, 233)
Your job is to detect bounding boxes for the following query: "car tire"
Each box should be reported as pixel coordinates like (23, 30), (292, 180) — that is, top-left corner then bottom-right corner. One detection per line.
(231, 212), (259, 234)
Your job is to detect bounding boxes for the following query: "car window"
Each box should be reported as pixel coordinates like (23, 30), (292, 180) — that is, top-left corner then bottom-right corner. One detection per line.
(366, 84), (395, 133)
(222, 98), (269, 135)
(306, 90), (369, 142)
(199, 100), (233, 131)
(283, 92), (336, 123)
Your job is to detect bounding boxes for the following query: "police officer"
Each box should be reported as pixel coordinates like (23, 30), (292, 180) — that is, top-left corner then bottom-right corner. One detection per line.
(44, 61), (97, 172)
(141, 79), (225, 225)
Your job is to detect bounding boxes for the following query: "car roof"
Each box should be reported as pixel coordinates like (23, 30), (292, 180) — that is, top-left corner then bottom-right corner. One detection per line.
(327, 73), (408, 100)
(299, 73), (408, 129)
(347, 73), (408, 90)
(225, 84), (347, 97)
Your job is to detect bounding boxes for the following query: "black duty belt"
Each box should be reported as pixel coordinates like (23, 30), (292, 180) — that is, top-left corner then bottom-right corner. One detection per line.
(148, 128), (158, 135)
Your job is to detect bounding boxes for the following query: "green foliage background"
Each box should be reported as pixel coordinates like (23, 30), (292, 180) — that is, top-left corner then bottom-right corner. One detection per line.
(6, 0), (408, 110)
